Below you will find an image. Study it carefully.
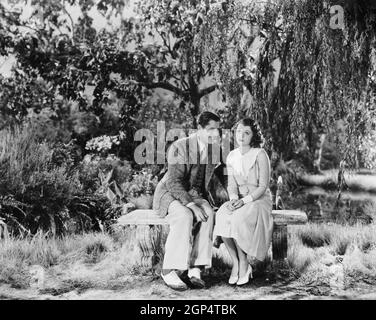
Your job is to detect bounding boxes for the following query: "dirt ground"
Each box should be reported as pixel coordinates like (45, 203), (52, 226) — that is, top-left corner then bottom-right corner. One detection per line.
(1, 270), (376, 300)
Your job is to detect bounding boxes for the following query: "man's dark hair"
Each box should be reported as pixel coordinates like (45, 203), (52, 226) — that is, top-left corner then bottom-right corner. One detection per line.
(197, 111), (220, 128)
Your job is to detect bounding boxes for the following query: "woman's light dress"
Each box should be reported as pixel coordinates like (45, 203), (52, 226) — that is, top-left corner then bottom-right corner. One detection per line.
(213, 148), (273, 262)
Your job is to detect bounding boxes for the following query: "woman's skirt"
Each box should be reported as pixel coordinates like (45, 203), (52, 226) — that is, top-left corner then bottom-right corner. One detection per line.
(213, 190), (273, 262)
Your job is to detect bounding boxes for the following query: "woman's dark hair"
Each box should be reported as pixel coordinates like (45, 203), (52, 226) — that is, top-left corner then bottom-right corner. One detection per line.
(234, 118), (264, 148)
(197, 111), (220, 128)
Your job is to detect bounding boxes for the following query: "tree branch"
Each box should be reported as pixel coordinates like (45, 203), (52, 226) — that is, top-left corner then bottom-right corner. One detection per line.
(181, 77), (189, 90)
(62, 1), (75, 45)
(156, 28), (176, 59)
(198, 84), (217, 98)
(139, 81), (188, 98)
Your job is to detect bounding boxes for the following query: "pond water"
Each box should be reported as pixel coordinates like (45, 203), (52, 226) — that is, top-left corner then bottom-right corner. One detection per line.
(283, 187), (376, 225)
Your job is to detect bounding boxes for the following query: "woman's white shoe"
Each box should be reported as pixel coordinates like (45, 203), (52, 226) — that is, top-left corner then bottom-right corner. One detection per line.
(228, 275), (239, 285)
(236, 265), (253, 286)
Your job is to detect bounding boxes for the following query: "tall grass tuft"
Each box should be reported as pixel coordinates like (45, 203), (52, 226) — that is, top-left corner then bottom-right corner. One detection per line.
(0, 232), (59, 268)
(296, 223), (332, 248)
(0, 232), (125, 289)
(289, 223), (376, 288)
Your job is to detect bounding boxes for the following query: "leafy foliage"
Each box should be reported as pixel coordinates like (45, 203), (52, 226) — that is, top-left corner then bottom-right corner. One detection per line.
(0, 125), (119, 235)
(254, 0), (376, 169)
(121, 168), (159, 198)
(201, 0), (376, 171)
(0, 0), (224, 133)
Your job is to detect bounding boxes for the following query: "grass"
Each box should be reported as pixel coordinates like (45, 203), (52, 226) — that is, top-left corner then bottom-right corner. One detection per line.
(1, 223), (376, 295)
(0, 229), (140, 291)
(288, 223), (376, 289)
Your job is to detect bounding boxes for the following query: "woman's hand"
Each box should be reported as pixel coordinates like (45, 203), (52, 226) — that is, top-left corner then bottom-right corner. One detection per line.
(226, 199), (244, 213)
(226, 199), (237, 212)
(233, 199), (244, 209)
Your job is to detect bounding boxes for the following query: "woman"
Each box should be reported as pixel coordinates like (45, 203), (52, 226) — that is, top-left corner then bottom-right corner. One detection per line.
(213, 118), (273, 286)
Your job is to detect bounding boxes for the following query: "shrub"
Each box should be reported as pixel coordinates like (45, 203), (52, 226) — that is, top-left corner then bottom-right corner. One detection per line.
(51, 140), (82, 169)
(80, 154), (134, 192)
(121, 168), (159, 198)
(0, 125), (114, 235)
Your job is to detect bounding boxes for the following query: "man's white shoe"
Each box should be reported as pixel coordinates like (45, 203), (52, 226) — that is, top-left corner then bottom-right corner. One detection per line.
(161, 271), (188, 291)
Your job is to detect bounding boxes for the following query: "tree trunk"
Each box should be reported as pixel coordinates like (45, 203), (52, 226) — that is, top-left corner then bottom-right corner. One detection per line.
(190, 94), (201, 128)
(313, 133), (326, 173)
(307, 124), (326, 173)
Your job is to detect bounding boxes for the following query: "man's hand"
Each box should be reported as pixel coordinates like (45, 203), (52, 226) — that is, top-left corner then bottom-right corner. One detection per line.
(226, 199), (244, 212)
(189, 204), (208, 222)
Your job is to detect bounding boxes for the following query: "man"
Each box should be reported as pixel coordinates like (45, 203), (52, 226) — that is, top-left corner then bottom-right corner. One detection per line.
(152, 111), (221, 291)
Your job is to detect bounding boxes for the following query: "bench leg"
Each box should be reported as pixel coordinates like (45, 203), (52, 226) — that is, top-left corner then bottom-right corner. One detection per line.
(272, 224), (288, 261)
(0, 224), (8, 240)
(136, 225), (163, 271)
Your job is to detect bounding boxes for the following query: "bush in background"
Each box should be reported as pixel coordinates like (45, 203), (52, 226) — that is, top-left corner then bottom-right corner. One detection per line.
(0, 125), (117, 236)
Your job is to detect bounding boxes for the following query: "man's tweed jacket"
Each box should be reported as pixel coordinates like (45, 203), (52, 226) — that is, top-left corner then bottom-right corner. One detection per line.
(152, 133), (220, 217)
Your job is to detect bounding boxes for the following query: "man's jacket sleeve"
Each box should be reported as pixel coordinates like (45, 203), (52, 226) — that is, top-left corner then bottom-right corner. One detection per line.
(164, 141), (193, 206)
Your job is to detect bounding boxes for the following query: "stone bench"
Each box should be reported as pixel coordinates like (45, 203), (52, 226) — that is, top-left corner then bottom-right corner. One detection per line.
(116, 209), (307, 270)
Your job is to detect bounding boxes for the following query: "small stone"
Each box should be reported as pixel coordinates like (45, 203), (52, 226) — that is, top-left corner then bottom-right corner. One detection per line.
(29, 265), (45, 290)
(335, 256), (344, 263)
(322, 256), (336, 266)
(328, 264), (345, 290)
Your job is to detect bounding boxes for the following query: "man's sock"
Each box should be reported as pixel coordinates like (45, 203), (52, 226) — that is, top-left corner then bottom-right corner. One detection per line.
(162, 269), (172, 276)
(162, 269), (186, 276)
(188, 266), (204, 278)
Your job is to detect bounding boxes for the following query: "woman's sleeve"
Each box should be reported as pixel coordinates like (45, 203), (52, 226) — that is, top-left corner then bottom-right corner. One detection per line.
(226, 154), (239, 200)
(242, 149), (270, 203)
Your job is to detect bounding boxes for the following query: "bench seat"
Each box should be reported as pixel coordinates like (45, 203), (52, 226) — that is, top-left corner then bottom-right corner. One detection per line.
(116, 209), (307, 270)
